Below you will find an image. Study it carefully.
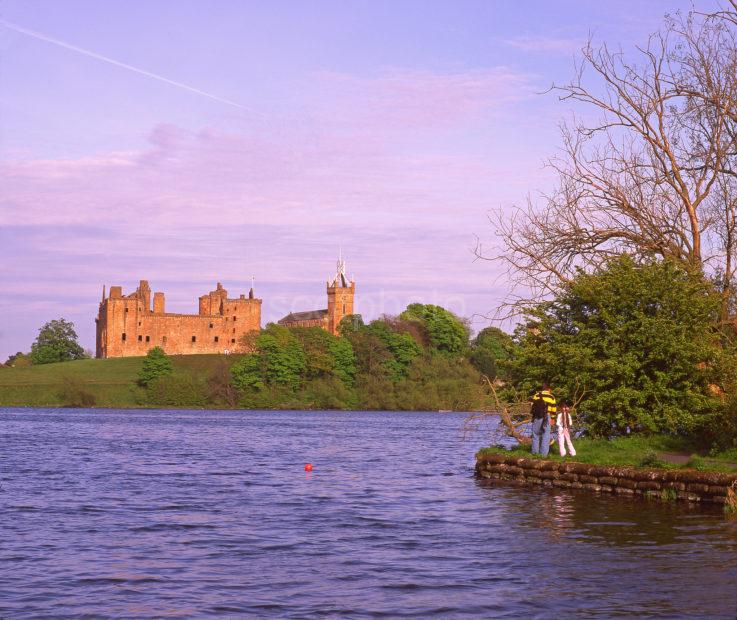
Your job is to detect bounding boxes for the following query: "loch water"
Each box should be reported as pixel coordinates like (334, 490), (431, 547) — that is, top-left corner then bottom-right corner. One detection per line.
(1, 408), (736, 619)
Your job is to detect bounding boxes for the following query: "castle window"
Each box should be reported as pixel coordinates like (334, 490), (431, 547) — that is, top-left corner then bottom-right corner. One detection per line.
(122, 333), (126, 341)
(125, 308), (129, 313)
(233, 328), (236, 333)
(233, 316), (237, 321)
(162, 336), (167, 343)
(231, 339), (235, 344)
(138, 335), (142, 342)
(214, 336), (219, 343)
(145, 335), (150, 342)
(343, 303), (346, 314)
(192, 336), (197, 342)
(138, 322), (141, 326)
(209, 323), (213, 328)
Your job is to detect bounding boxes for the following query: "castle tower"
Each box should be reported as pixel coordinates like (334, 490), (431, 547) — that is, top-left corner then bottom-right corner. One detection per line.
(138, 280), (151, 313)
(326, 253), (355, 335)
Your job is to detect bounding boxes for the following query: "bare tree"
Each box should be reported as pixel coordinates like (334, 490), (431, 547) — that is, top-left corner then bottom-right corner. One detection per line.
(704, 175), (737, 317)
(486, 5), (737, 318)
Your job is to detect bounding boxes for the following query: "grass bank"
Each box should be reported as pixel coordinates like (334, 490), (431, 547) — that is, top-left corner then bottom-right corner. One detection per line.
(478, 435), (737, 473)
(0, 354), (481, 411)
(0, 355), (242, 408)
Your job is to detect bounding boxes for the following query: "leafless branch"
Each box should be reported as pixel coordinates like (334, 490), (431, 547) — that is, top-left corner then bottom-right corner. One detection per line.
(484, 5), (737, 319)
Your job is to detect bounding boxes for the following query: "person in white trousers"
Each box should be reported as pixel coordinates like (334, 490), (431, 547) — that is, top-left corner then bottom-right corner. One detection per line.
(556, 403), (577, 457)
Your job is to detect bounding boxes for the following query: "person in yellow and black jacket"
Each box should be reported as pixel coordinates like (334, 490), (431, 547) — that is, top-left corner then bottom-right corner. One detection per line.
(530, 383), (557, 457)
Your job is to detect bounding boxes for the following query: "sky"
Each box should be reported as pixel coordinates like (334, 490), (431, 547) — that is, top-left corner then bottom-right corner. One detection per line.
(0, 0), (717, 359)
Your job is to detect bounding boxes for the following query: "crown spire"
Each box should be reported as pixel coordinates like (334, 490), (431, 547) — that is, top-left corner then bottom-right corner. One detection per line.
(332, 249), (348, 287)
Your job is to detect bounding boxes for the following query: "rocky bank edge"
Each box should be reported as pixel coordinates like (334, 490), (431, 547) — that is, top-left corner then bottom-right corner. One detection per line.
(475, 452), (737, 504)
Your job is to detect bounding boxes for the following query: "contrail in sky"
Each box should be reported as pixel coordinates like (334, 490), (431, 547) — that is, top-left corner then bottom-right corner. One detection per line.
(0, 19), (256, 112)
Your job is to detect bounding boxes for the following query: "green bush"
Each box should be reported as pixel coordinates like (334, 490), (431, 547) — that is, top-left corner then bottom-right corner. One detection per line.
(637, 450), (666, 468)
(469, 327), (515, 380)
(57, 376), (96, 407)
(145, 372), (209, 407)
(207, 359), (240, 407)
(5, 352), (31, 367)
(400, 304), (468, 356)
(356, 374), (399, 410)
(138, 347), (173, 386)
(300, 376), (357, 409)
(685, 455), (708, 471)
(397, 354), (483, 411)
(508, 257), (729, 437)
(238, 384), (303, 409)
(227, 305), (483, 411)
(702, 394), (737, 451)
(230, 353), (264, 392)
(257, 325), (306, 390)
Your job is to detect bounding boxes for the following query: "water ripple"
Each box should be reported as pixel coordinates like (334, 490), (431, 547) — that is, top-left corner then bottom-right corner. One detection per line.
(1, 407), (736, 618)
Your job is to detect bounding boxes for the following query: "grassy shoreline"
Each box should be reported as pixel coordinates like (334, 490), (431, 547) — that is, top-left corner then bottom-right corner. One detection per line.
(0, 356), (472, 411)
(0, 356), (231, 408)
(478, 436), (737, 473)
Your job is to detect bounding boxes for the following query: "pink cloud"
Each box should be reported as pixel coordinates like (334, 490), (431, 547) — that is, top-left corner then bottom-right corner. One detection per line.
(0, 65), (548, 356)
(311, 67), (536, 130)
(1, 66), (539, 228)
(503, 35), (583, 55)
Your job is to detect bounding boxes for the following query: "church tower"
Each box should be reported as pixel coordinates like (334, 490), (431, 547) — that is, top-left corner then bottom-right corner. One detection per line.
(326, 252), (355, 335)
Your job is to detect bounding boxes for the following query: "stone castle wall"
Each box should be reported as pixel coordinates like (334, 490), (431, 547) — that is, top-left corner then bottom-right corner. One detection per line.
(96, 281), (261, 358)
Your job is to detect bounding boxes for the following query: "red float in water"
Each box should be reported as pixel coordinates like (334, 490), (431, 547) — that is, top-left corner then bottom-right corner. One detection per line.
(304, 463), (313, 472)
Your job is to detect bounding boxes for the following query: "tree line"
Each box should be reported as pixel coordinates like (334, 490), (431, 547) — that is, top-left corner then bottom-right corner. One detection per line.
(2, 306), (513, 412)
(135, 303), (505, 411)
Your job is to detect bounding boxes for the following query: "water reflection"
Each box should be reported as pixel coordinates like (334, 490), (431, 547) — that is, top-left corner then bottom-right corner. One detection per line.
(476, 479), (737, 618)
(479, 478), (737, 547)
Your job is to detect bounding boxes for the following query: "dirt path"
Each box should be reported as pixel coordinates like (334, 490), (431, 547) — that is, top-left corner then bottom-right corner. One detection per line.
(659, 451), (737, 470)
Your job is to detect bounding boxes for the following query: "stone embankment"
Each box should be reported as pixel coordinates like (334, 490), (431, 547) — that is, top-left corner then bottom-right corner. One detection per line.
(476, 452), (737, 505)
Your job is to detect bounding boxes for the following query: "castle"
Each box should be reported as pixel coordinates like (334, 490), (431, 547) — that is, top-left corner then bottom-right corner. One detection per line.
(95, 281), (262, 358)
(95, 257), (356, 358)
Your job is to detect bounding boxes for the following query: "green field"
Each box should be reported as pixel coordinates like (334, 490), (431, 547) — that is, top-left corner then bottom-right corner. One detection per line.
(0, 355), (240, 408)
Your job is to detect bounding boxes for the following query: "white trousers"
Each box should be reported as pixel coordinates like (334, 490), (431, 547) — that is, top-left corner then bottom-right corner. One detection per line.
(558, 427), (576, 456)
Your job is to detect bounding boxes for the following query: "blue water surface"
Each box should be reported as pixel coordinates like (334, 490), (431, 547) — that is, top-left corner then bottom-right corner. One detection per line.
(1, 408), (736, 618)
